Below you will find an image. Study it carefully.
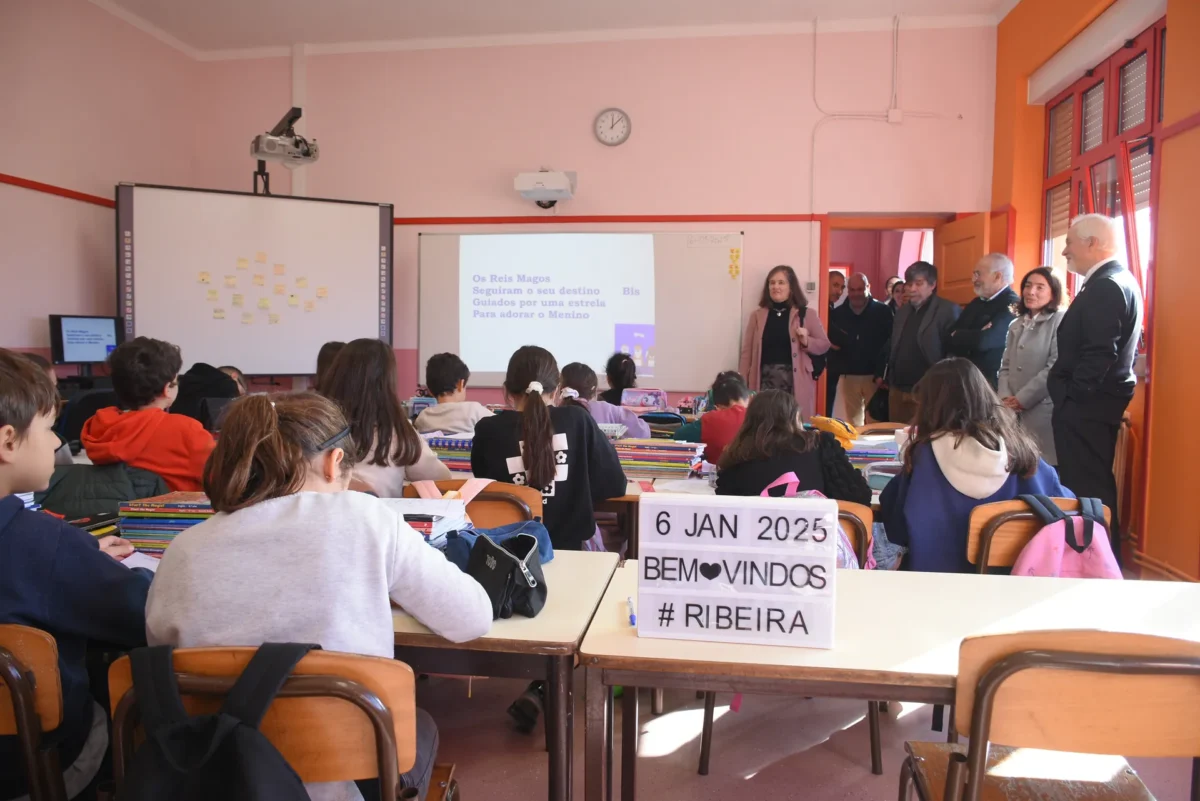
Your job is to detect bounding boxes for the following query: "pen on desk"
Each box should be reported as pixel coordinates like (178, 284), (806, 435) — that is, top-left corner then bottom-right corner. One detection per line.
(626, 596), (636, 626)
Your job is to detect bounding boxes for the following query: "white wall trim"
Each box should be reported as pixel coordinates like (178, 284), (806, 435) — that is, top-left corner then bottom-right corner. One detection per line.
(87, 0), (202, 60)
(1027, 0), (1166, 106)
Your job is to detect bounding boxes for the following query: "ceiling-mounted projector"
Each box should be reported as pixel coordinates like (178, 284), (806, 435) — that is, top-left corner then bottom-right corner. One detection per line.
(515, 170), (576, 209)
(250, 133), (319, 168)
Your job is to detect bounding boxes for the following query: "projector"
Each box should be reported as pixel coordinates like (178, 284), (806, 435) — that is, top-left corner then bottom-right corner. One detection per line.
(515, 170), (576, 208)
(250, 133), (319, 168)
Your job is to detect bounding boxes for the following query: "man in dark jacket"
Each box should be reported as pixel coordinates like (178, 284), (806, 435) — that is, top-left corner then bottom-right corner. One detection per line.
(888, 261), (961, 423)
(1048, 214), (1143, 552)
(828, 274), (892, 425)
(945, 254), (1020, 387)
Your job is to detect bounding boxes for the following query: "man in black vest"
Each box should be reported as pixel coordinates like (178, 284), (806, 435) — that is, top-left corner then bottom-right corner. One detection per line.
(946, 253), (1020, 388)
(1048, 214), (1143, 554)
(828, 274), (892, 425)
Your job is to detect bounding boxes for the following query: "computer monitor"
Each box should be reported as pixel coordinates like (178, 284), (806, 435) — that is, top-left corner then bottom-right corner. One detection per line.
(48, 315), (124, 365)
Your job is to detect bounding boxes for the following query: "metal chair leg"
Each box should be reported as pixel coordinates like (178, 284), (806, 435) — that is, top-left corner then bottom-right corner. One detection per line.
(898, 756), (915, 801)
(867, 701), (883, 775)
(697, 692), (716, 776)
(946, 704), (959, 744)
(652, 688), (664, 715)
(1191, 756), (1200, 801)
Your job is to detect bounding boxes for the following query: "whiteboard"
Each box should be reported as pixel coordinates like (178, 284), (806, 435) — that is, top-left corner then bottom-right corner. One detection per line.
(418, 232), (743, 391)
(117, 185), (392, 375)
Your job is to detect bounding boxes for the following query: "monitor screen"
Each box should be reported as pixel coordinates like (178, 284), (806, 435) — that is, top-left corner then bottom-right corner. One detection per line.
(49, 315), (124, 365)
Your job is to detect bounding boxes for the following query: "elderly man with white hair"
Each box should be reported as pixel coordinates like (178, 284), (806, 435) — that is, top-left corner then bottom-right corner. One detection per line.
(945, 253), (1020, 387)
(1048, 214), (1143, 557)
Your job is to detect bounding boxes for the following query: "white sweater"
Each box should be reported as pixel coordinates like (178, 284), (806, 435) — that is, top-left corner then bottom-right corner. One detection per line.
(353, 437), (452, 498)
(414, 401), (493, 435)
(146, 491), (493, 654)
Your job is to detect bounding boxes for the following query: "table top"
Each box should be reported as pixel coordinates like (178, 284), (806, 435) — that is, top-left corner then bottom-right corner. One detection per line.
(580, 563), (1200, 688)
(394, 550), (620, 656)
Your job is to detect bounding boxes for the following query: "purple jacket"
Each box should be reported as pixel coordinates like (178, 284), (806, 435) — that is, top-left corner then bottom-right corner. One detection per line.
(578, 399), (651, 439)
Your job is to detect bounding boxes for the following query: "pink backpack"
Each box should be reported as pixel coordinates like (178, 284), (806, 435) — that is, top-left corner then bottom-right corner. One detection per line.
(761, 473), (872, 570)
(1010, 495), (1122, 580)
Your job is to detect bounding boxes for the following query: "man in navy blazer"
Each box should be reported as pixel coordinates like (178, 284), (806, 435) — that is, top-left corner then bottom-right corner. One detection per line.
(1048, 214), (1143, 554)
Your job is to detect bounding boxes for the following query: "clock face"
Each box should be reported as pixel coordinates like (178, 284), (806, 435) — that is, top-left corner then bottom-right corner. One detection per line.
(594, 108), (631, 146)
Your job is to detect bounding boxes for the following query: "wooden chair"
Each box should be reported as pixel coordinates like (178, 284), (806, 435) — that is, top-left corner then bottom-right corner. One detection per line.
(967, 498), (1112, 573)
(108, 647), (457, 801)
(858, 422), (906, 435)
(697, 503), (887, 777)
(402, 478), (543, 529)
(0, 625), (66, 801)
(898, 630), (1200, 801)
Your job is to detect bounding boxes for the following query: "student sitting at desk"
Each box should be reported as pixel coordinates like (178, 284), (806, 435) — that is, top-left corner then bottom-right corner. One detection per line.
(413, 353), (493, 435)
(878, 358), (1071, 573)
(674, 371), (751, 464)
(598, 352), (638, 406)
(558, 362), (650, 439)
(319, 339), (450, 496)
(81, 337), (215, 491)
(146, 392), (492, 801)
(716, 389), (871, 504)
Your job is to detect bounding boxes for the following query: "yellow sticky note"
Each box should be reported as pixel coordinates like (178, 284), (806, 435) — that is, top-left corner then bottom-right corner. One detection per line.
(232, 294), (244, 308)
(296, 277), (308, 288)
(316, 287), (328, 299)
(268, 313), (280, 325)
(288, 294), (300, 308)
(213, 307), (225, 320)
(241, 312), (254, 325)
(273, 264), (285, 276)
(198, 272), (211, 284)
(224, 275), (237, 289)
(253, 274), (265, 287)
(257, 297), (270, 310)
(236, 257), (249, 270)
(274, 284), (285, 296)
(205, 289), (218, 302)
(255, 252), (268, 264)
(304, 300), (315, 312)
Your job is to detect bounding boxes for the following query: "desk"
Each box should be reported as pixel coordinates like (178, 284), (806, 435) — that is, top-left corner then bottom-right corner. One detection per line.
(580, 565), (1200, 801)
(393, 550), (619, 801)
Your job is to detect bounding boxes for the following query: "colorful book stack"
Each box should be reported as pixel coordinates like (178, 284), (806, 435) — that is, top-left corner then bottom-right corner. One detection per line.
(406, 396), (436, 420)
(423, 434), (473, 473)
(614, 439), (706, 480)
(846, 436), (900, 469)
(118, 492), (214, 557)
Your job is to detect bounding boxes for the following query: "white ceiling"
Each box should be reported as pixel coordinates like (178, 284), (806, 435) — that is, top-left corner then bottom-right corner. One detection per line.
(91, 0), (1019, 59)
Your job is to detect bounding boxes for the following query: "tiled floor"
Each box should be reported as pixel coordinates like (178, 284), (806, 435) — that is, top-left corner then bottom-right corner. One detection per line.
(418, 673), (1194, 800)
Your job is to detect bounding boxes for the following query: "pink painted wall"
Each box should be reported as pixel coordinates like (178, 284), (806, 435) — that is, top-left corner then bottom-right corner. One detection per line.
(879, 230), (905, 286)
(830, 230), (882, 289)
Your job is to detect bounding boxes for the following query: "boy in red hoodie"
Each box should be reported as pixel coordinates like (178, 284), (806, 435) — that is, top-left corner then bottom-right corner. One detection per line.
(82, 337), (214, 491)
(674, 371), (751, 464)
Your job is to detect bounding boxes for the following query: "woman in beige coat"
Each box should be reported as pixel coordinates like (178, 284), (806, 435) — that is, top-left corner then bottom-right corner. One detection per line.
(997, 267), (1066, 464)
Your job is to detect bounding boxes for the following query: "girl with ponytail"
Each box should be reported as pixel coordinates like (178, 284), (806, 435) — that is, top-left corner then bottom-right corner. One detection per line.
(146, 392), (492, 799)
(558, 362), (651, 439)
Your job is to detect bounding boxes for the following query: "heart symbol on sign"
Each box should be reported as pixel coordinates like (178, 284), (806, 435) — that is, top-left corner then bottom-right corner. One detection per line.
(699, 563), (721, 580)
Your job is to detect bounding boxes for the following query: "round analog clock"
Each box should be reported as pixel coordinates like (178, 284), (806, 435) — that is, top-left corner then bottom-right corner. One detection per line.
(594, 108), (631, 146)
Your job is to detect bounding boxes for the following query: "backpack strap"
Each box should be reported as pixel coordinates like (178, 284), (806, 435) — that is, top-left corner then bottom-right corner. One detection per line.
(218, 643), (320, 729)
(1018, 494), (1067, 527)
(1065, 497), (1105, 554)
(129, 646), (190, 738)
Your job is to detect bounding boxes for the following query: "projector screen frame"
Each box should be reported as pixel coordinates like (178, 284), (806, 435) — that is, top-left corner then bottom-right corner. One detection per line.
(115, 183), (394, 375)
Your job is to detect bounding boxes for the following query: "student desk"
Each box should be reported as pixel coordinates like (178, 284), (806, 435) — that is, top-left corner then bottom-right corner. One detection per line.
(393, 550), (619, 801)
(580, 564), (1200, 801)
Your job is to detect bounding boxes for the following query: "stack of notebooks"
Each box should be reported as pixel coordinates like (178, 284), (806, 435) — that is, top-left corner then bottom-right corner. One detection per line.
(118, 492), (214, 557)
(16, 492), (38, 511)
(379, 498), (470, 548)
(846, 436), (900, 469)
(614, 439), (705, 480)
(422, 433), (473, 473)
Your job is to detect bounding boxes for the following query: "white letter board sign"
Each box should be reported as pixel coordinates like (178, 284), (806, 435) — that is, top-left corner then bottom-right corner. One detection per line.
(637, 493), (837, 649)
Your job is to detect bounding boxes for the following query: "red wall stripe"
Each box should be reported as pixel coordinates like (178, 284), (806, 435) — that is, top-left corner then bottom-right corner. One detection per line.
(0, 173), (115, 208)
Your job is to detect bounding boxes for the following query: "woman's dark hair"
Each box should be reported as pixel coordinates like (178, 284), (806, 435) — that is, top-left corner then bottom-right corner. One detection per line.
(903, 358), (1040, 478)
(605, 353), (638, 394)
(504, 346), (561, 490)
(560, 362), (599, 405)
(718, 389), (819, 470)
(1015, 267), (1063, 316)
(710, 371), (750, 407)
(425, 353), (471, 397)
(758, 265), (808, 310)
(315, 341), (345, 388)
(108, 337), (183, 410)
(203, 392), (357, 513)
(318, 339), (422, 468)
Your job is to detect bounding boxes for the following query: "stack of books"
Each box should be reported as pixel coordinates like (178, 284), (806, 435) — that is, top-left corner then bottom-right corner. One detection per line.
(118, 492), (214, 557)
(16, 492), (38, 511)
(846, 436), (900, 469)
(614, 439), (705, 480)
(406, 396), (436, 420)
(422, 433), (473, 473)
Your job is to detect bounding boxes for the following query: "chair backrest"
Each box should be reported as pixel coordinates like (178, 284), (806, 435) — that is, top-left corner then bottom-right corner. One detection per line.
(60, 390), (119, 443)
(0, 625), (62, 737)
(836, 501), (873, 565)
(954, 630), (1200, 801)
(857, 422), (905, 434)
(402, 479), (542, 528)
(967, 498), (1111, 572)
(109, 648), (417, 785)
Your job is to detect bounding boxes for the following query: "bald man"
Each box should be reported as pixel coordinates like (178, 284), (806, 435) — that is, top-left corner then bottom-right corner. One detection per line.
(945, 253), (1019, 387)
(1048, 214), (1143, 554)
(828, 274), (892, 424)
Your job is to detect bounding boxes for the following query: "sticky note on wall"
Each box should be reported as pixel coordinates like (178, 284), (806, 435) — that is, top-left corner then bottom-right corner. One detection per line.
(206, 289), (218, 302)
(213, 308), (225, 320)
(296, 277), (308, 288)
(257, 298), (270, 310)
(274, 284), (285, 295)
(224, 276), (237, 288)
(242, 312), (254, 325)
(198, 272), (211, 284)
(316, 287), (328, 299)
(236, 257), (249, 270)
(232, 294), (244, 308)
(256, 252), (268, 264)
(288, 294), (300, 307)
(304, 300), (315, 312)
(253, 274), (265, 287)
(268, 313), (280, 325)
(273, 264), (285, 275)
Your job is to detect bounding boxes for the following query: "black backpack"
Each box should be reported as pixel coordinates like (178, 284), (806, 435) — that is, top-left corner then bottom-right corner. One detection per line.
(117, 643), (318, 801)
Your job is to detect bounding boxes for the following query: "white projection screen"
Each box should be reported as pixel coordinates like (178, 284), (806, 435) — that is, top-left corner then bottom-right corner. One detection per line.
(418, 232), (744, 391)
(117, 185), (393, 375)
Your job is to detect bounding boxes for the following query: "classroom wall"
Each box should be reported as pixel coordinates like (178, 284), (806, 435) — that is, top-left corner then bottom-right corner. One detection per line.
(830, 231), (882, 286)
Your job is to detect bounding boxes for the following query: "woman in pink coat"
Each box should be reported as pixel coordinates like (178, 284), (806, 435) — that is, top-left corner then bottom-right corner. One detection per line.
(739, 265), (830, 421)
